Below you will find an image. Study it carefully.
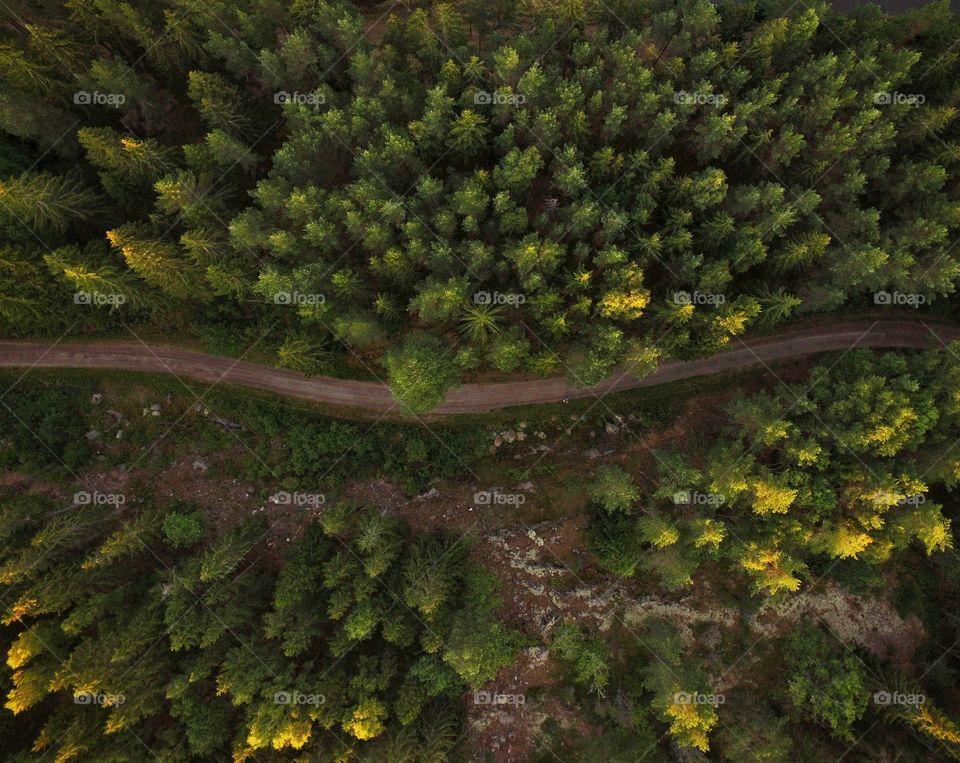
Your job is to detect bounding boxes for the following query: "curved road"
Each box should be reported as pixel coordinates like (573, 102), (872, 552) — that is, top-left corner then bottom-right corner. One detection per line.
(0, 320), (956, 415)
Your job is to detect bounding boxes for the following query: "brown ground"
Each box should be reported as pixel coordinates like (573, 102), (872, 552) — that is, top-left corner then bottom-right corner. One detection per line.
(0, 319), (953, 415)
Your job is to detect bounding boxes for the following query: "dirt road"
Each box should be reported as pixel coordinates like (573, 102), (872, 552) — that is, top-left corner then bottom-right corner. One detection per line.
(0, 320), (956, 415)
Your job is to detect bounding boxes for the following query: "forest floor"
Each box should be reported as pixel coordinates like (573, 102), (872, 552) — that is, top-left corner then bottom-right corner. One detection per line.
(0, 319), (955, 415)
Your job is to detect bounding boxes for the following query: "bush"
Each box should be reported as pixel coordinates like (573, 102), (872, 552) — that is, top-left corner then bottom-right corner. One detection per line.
(163, 510), (204, 548)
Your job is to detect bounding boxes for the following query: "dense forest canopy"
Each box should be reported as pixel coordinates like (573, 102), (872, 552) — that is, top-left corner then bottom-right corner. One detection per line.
(2, 0), (960, 409)
(7, 1), (960, 757)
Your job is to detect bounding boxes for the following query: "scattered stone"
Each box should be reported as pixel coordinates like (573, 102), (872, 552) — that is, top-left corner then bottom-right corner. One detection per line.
(150, 403), (161, 412)
(584, 447), (601, 458)
(192, 457), (209, 472)
(91, 393), (102, 406)
(85, 430), (101, 442)
(106, 409), (123, 422)
(517, 481), (535, 492)
(141, 407), (149, 417)
(415, 487), (440, 501)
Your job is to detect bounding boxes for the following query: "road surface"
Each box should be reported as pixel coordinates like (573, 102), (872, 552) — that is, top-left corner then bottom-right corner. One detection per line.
(0, 320), (955, 415)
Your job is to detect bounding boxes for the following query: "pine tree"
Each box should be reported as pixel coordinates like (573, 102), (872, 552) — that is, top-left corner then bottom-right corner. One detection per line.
(0, 172), (104, 233)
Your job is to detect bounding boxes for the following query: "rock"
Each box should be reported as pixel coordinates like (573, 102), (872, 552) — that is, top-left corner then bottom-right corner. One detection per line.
(584, 447), (601, 458)
(116, 430), (123, 439)
(91, 393), (102, 406)
(519, 420), (527, 428)
(516, 431), (526, 441)
(605, 422), (620, 434)
(517, 481), (535, 492)
(141, 407), (149, 417)
(502, 431), (516, 444)
(85, 430), (101, 442)
(150, 403), (161, 412)
(493, 435), (503, 447)
(151, 410), (160, 417)
(192, 457), (208, 472)
(106, 409), (123, 422)
(415, 487), (440, 501)
(536, 430), (547, 439)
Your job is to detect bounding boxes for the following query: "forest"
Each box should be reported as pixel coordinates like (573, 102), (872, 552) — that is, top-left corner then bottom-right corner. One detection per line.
(5, 0), (960, 760)
(2, 0), (960, 409)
